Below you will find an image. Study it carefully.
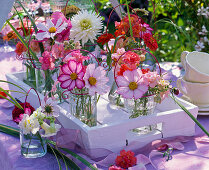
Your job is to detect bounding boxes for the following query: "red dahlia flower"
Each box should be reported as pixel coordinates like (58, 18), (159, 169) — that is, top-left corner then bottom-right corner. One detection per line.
(12, 102), (35, 124)
(115, 150), (137, 169)
(143, 33), (158, 51)
(97, 33), (114, 45)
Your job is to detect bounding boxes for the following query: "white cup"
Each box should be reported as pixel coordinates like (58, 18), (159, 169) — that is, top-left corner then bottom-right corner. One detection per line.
(177, 77), (209, 106)
(181, 51), (209, 83)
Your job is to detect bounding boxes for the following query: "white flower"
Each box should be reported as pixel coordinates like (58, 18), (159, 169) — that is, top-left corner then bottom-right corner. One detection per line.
(36, 18), (68, 40)
(31, 107), (45, 120)
(199, 25), (208, 35)
(70, 10), (103, 45)
(41, 122), (61, 137)
(41, 98), (60, 117)
(19, 114), (40, 135)
(195, 41), (205, 52)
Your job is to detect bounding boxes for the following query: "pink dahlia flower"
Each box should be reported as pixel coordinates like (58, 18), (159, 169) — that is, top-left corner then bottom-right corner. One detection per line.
(116, 69), (148, 99)
(39, 51), (55, 70)
(58, 60), (85, 90)
(83, 64), (109, 95)
(139, 23), (153, 38)
(51, 12), (72, 42)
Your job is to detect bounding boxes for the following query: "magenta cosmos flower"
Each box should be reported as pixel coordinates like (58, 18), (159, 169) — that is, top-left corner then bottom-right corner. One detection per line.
(139, 23), (153, 38)
(83, 64), (109, 95)
(58, 60), (85, 90)
(116, 69), (148, 99)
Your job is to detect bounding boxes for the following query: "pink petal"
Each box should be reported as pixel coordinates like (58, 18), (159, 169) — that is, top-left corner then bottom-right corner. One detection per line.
(123, 70), (134, 82)
(117, 87), (129, 95)
(76, 79), (85, 89)
(93, 66), (103, 78)
(68, 60), (77, 72)
(77, 71), (84, 79)
(68, 80), (75, 90)
(46, 18), (54, 29)
(87, 64), (96, 76)
(133, 89), (144, 99)
(133, 69), (142, 82)
(122, 89), (134, 99)
(60, 79), (72, 89)
(76, 62), (83, 73)
(58, 74), (71, 82)
(61, 64), (72, 74)
(37, 23), (48, 31)
(137, 84), (148, 93)
(116, 76), (129, 87)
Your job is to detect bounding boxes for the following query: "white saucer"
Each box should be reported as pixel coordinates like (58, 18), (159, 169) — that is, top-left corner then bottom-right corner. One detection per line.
(181, 95), (209, 115)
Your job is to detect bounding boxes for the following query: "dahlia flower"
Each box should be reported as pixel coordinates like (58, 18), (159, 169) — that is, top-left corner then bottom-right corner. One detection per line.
(36, 18), (68, 40)
(70, 10), (103, 45)
(116, 69), (148, 99)
(83, 64), (109, 95)
(58, 60), (85, 90)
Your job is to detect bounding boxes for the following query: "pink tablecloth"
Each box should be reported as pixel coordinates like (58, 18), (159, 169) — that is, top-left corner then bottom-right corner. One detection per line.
(1, 50), (209, 170)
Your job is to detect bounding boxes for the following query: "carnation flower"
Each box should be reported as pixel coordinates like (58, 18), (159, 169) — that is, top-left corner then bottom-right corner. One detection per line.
(36, 18), (68, 40)
(58, 60), (85, 90)
(19, 114), (40, 135)
(143, 33), (158, 51)
(115, 150), (137, 169)
(108, 165), (124, 170)
(41, 98), (60, 117)
(64, 51), (89, 63)
(39, 51), (55, 70)
(97, 33), (114, 45)
(83, 64), (109, 95)
(116, 69), (148, 99)
(12, 102), (35, 124)
(143, 71), (160, 88)
(70, 10), (103, 45)
(15, 42), (27, 56)
(52, 43), (65, 59)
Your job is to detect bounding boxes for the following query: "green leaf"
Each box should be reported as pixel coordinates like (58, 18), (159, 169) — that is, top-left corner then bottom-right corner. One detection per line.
(48, 144), (62, 170)
(126, 0), (133, 38)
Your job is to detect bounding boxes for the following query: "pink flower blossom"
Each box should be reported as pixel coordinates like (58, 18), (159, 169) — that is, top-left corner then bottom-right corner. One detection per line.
(139, 23), (153, 38)
(64, 51), (89, 63)
(51, 12), (72, 42)
(83, 64), (109, 95)
(52, 43), (65, 59)
(143, 72), (160, 88)
(109, 165), (124, 170)
(58, 60), (85, 90)
(116, 69), (148, 99)
(39, 51), (55, 70)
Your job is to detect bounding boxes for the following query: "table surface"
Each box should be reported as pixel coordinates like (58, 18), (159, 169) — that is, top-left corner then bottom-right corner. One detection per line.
(1, 50), (209, 170)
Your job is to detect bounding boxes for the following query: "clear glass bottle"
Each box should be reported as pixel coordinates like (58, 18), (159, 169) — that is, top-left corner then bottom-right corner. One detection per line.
(124, 95), (157, 134)
(20, 130), (47, 158)
(69, 89), (97, 127)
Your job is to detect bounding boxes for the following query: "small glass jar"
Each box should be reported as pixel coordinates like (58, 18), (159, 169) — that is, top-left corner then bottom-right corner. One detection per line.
(124, 95), (157, 134)
(20, 130), (47, 158)
(69, 89), (97, 127)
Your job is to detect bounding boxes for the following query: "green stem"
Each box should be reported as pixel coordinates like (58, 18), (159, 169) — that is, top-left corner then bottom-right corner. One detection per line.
(26, 135), (32, 155)
(170, 94), (209, 137)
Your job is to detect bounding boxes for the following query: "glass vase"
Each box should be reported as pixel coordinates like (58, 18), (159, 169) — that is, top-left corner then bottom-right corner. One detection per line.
(69, 0), (94, 11)
(108, 81), (124, 107)
(20, 130), (47, 158)
(69, 89), (97, 127)
(124, 95), (157, 134)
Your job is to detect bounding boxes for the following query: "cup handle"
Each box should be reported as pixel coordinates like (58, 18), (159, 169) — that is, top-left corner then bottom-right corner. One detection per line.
(177, 78), (188, 96)
(181, 51), (189, 69)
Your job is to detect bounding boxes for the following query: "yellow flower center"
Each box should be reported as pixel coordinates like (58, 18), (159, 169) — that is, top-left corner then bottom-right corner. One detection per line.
(129, 82), (138, 90)
(7, 32), (13, 38)
(70, 73), (78, 80)
(141, 26), (147, 32)
(49, 27), (56, 33)
(80, 19), (92, 30)
(88, 77), (97, 86)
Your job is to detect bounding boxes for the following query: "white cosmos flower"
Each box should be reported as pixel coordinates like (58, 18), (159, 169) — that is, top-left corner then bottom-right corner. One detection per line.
(41, 98), (60, 117)
(41, 122), (61, 137)
(19, 114), (40, 135)
(36, 18), (68, 40)
(70, 10), (103, 45)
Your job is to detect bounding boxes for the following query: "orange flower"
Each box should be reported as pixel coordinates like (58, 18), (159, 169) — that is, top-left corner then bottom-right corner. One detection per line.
(0, 91), (7, 99)
(30, 40), (40, 53)
(15, 42), (27, 56)
(3, 31), (17, 41)
(97, 33), (114, 45)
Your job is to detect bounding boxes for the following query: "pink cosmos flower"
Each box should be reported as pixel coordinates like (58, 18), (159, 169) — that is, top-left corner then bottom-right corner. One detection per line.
(83, 64), (109, 95)
(52, 43), (65, 59)
(116, 69), (148, 99)
(58, 60), (85, 90)
(51, 12), (72, 42)
(39, 51), (55, 70)
(64, 51), (89, 63)
(36, 18), (68, 40)
(143, 72), (160, 88)
(139, 23), (153, 38)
